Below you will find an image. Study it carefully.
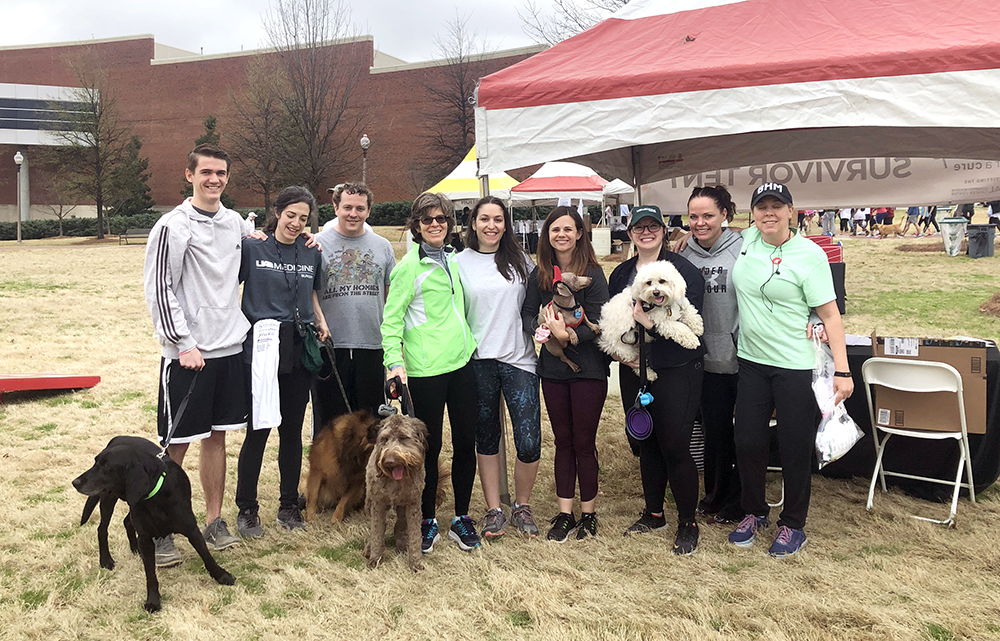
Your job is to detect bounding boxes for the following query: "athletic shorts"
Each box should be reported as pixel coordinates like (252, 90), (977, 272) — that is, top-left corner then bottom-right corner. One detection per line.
(157, 353), (249, 445)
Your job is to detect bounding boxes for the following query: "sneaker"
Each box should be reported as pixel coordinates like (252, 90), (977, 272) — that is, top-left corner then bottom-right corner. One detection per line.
(728, 514), (769, 547)
(421, 518), (441, 554)
(623, 510), (667, 536)
(768, 525), (807, 558)
(481, 508), (507, 540)
(237, 506), (264, 539)
(510, 504), (539, 538)
(449, 515), (481, 551)
(154, 535), (181, 568)
(712, 506), (744, 525)
(576, 512), (597, 540)
(546, 512), (577, 543)
(203, 517), (241, 550)
(276, 505), (305, 531)
(673, 520), (699, 556)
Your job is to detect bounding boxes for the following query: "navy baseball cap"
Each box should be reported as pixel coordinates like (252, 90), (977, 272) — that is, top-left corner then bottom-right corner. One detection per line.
(750, 183), (793, 208)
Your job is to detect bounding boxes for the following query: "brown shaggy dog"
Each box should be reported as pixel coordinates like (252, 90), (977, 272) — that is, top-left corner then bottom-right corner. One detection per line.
(363, 414), (429, 572)
(305, 410), (379, 524)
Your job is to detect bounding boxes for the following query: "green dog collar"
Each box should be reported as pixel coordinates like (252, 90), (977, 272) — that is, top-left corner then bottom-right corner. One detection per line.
(145, 472), (166, 500)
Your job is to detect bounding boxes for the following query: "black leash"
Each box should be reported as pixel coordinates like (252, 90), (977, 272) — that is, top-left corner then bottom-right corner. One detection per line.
(158, 361), (200, 458)
(382, 375), (414, 417)
(317, 336), (352, 414)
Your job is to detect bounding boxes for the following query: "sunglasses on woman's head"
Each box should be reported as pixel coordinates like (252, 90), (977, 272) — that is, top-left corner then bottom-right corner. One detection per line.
(420, 215), (449, 225)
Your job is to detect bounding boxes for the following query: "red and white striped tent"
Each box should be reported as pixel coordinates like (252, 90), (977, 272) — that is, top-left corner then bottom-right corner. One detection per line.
(509, 161), (609, 205)
(475, 0), (1000, 189)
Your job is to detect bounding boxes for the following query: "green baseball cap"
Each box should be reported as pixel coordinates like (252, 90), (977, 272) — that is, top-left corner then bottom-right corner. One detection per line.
(628, 205), (666, 229)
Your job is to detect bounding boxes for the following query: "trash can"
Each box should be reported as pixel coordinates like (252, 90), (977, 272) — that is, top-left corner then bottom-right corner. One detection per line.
(940, 217), (968, 257)
(967, 224), (996, 258)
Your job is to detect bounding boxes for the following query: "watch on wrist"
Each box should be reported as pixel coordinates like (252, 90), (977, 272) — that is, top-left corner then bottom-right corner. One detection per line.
(833, 371), (852, 378)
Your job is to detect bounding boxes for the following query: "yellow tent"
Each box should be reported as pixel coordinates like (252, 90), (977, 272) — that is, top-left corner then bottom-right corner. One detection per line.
(427, 146), (519, 201)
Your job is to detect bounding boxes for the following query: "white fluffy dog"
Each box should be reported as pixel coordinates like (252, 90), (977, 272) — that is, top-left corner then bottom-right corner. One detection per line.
(598, 260), (704, 381)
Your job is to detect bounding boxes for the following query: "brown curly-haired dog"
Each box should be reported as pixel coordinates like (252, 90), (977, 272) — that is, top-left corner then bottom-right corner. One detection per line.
(304, 410), (378, 524)
(363, 414), (429, 572)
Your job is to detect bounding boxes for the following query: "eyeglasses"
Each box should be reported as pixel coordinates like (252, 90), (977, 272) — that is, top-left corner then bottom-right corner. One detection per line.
(631, 223), (663, 233)
(420, 215), (449, 226)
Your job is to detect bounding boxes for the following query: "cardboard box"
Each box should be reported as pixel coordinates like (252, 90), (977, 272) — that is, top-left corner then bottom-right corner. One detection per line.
(870, 333), (988, 434)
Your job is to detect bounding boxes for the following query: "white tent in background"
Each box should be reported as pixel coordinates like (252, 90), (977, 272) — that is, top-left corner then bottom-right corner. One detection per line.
(603, 179), (634, 205)
(427, 146), (519, 203)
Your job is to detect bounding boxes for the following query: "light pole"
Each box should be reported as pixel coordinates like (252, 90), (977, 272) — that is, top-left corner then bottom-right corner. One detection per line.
(360, 133), (370, 184)
(13, 151), (23, 244)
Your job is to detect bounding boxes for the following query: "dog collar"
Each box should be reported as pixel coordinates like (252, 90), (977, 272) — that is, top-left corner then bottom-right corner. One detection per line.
(145, 472), (166, 500)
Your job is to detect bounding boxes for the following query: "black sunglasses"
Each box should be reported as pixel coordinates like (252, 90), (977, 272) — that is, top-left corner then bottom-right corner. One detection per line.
(420, 215), (449, 225)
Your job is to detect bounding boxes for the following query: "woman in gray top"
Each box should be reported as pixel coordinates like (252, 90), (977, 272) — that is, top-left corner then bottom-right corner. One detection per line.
(679, 185), (744, 524)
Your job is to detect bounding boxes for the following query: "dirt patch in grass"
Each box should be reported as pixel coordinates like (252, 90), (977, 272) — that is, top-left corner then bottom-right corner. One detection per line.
(981, 291), (1000, 318)
(897, 240), (965, 253)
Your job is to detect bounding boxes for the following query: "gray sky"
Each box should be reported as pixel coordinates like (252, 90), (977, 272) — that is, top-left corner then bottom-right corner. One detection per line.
(4, 0), (550, 62)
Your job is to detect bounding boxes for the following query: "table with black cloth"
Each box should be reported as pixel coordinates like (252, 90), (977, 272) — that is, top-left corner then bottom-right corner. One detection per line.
(818, 338), (1000, 500)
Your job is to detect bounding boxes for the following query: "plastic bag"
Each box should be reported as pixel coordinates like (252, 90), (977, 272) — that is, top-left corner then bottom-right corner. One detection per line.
(811, 334), (863, 468)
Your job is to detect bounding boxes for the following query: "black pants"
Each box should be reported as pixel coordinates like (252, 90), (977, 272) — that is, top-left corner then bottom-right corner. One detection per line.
(922, 211), (940, 233)
(311, 347), (385, 433)
(839, 218), (849, 232)
(734, 359), (818, 530)
(408, 362), (479, 520)
(236, 364), (312, 512)
(620, 359), (703, 522)
(699, 371), (741, 515)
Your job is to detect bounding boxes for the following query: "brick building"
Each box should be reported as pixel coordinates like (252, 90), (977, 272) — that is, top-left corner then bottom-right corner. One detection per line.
(0, 35), (543, 222)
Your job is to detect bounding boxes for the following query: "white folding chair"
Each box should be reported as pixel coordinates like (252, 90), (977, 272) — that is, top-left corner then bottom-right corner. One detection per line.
(862, 357), (975, 526)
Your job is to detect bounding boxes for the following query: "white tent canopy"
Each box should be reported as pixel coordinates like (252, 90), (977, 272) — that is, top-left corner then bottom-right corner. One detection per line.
(475, 0), (1000, 193)
(509, 161), (609, 204)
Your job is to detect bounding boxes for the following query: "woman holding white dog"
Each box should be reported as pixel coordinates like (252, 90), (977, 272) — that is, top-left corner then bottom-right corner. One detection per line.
(607, 205), (706, 555)
(458, 196), (542, 539)
(381, 192), (482, 554)
(728, 182), (853, 557)
(679, 185), (744, 525)
(521, 206), (609, 542)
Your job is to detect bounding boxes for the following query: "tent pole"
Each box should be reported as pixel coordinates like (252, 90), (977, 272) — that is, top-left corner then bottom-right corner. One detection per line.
(632, 145), (643, 206)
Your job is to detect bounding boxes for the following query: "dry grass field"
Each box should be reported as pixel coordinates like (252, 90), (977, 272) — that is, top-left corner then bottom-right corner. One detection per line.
(1, 228), (999, 641)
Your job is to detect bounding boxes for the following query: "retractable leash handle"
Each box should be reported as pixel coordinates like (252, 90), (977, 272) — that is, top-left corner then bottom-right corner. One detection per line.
(384, 376), (415, 417)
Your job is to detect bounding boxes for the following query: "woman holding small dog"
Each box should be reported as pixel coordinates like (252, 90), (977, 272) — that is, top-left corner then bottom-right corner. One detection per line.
(521, 206), (609, 542)
(607, 205), (706, 554)
(235, 186), (329, 538)
(381, 192), (481, 553)
(458, 196), (542, 539)
(728, 182), (853, 558)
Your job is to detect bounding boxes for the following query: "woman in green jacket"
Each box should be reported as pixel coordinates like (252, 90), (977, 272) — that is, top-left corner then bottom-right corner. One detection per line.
(381, 192), (481, 553)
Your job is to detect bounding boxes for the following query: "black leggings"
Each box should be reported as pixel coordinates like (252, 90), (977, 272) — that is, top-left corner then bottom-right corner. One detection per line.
(922, 210), (940, 233)
(620, 359), (703, 521)
(408, 362), (479, 520)
(734, 359), (818, 530)
(700, 371), (741, 514)
(236, 364), (312, 511)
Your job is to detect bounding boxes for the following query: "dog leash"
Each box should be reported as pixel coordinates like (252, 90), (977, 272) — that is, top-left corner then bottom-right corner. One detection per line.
(382, 376), (414, 417)
(317, 336), (353, 414)
(158, 360), (201, 459)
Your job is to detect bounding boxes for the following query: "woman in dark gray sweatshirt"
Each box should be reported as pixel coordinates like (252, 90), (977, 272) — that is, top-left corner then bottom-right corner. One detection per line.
(679, 185), (744, 524)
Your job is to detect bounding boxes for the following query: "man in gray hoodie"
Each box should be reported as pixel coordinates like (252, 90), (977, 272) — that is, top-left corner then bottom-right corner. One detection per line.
(143, 145), (249, 565)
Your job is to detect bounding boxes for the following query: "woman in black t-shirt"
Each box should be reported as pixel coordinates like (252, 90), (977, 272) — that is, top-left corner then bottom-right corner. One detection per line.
(234, 186), (328, 538)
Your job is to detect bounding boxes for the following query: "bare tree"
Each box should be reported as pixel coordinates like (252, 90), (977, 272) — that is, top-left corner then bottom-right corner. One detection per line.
(47, 48), (135, 240)
(264, 0), (369, 228)
(519, 0), (628, 45)
(38, 165), (79, 237)
(226, 55), (290, 213)
(417, 12), (497, 184)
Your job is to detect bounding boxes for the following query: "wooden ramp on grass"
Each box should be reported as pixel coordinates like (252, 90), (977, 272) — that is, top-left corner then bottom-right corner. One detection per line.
(0, 373), (101, 402)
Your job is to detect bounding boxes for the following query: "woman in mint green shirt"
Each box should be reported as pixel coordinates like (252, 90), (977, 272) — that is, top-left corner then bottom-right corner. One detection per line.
(727, 183), (853, 558)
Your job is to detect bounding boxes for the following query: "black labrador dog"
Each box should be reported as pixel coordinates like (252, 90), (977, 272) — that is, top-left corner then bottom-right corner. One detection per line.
(72, 435), (234, 612)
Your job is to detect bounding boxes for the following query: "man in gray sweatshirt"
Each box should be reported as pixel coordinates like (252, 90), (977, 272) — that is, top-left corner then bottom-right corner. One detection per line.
(143, 145), (249, 565)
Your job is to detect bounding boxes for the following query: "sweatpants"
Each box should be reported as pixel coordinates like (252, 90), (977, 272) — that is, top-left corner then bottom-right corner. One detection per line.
(408, 362), (479, 520)
(311, 347), (385, 433)
(620, 360), (703, 521)
(699, 371), (741, 515)
(236, 364), (312, 512)
(542, 377), (608, 503)
(734, 358), (819, 530)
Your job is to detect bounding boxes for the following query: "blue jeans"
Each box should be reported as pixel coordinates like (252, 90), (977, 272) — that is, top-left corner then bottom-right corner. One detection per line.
(471, 359), (541, 463)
